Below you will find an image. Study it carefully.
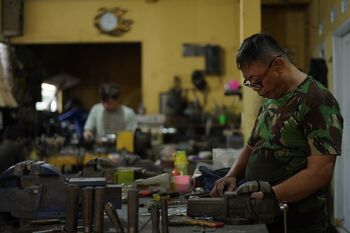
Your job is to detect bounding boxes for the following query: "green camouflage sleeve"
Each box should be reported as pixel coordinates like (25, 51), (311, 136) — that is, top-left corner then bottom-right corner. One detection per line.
(303, 84), (343, 155)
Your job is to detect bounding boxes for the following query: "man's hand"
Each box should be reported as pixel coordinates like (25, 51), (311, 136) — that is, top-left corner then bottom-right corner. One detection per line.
(236, 180), (278, 202)
(233, 180), (280, 223)
(83, 131), (94, 141)
(210, 176), (237, 197)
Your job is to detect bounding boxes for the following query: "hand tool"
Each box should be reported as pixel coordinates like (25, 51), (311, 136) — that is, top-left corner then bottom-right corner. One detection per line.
(169, 216), (224, 228)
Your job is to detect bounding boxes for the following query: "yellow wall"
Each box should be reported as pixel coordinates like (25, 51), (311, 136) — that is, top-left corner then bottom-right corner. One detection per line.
(11, 0), (243, 114)
(307, 0), (350, 92)
(263, 5), (307, 71)
(240, 0), (262, 142)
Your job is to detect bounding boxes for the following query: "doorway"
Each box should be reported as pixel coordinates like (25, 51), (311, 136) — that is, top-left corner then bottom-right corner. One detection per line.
(333, 18), (350, 232)
(13, 43), (142, 112)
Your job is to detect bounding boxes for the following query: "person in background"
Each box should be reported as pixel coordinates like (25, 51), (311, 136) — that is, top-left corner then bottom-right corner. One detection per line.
(0, 125), (27, 174)
(83, 82), (137, 141)
(210, 33), (343, 233)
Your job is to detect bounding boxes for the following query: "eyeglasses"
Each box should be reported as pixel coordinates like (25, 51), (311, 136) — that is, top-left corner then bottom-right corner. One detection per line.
(243, 55), (282, 89)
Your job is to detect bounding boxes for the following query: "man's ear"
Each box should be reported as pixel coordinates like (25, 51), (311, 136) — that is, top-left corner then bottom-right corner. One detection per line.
(274, 58), (284, 75)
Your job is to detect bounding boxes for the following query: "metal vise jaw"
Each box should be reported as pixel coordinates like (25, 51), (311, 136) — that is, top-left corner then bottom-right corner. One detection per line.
(0, 160), (66, 220)
(187, 191), (278, 225)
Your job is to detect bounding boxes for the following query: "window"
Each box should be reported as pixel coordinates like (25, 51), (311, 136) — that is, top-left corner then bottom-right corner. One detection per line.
(35, 83), (57, 112)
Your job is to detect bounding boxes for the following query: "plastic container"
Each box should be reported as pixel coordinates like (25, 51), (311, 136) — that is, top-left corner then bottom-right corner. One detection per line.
(115, 168), (134, 185)
(174, 151), (188, 175)
(173, 175), (191, 194)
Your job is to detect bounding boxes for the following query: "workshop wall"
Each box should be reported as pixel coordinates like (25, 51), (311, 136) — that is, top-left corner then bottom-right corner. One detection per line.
(307, 0), (350, 92)
(11, 0), (242, 114)
(262, 5), (308, 71)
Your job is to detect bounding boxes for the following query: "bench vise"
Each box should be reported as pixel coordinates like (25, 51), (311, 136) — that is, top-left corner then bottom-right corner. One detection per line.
(0, 160), (122, 222)
(187, 191), (279, 225)
(0, 160), (66, 220)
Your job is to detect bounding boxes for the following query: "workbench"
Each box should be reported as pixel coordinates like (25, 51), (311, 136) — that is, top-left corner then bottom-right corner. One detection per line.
(109, 198), (269, 233)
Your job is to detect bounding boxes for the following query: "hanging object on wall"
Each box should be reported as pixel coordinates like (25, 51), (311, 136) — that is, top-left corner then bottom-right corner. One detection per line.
(205, 45), (221, 75)
(182, 44), (222, 76)
(0, 0), (24, 37)
(330, 6), (338, 23)
(341, 0), (348, 13)
(94, 7), (133, 36)
(192, 70), (207, 91)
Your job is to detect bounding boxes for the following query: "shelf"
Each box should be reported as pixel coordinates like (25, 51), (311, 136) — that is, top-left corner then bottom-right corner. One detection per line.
(224, 90), (242, 99)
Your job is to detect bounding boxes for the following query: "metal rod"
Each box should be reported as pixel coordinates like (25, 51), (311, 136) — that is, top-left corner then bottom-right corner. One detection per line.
(82, 186), (94, 233)
(93, 186), (105, 233)
(280, 203), (288, 233)
(150, 202), (160, 233)
(105, 202), (125, 233)
(160, 197), (169, 233)
(65, 184), (79, 233)
(127, 189), (139, 233)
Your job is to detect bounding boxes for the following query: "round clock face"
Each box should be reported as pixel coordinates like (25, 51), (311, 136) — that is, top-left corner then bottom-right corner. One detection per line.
(99, 12), (118, 32)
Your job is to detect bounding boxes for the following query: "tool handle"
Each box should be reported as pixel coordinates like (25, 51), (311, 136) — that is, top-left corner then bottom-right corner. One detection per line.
(188, 218), (224, 228)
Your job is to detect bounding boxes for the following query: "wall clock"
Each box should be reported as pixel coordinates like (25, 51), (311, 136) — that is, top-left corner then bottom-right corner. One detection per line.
(94, 7), (133, 36)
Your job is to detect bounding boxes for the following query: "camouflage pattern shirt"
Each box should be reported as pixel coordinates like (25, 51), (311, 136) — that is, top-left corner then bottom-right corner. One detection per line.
(246, 76), (343, 211)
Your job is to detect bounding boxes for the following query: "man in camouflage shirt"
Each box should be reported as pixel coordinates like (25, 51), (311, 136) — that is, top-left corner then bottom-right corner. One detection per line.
(211, 33), (343, 233)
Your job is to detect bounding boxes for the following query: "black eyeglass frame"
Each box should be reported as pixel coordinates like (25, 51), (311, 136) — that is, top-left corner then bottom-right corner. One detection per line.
(243, 55), (282, 89)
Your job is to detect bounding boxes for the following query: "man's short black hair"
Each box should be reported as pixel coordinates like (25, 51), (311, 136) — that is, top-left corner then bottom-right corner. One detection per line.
(99, 82), (121, 102)
(236, 33), (287, 70)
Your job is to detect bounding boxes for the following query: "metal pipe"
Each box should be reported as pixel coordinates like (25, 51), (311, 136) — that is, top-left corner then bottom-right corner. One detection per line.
(105, 202), (125, 233)
(280, 203), (289, 233)
(150, 202), (160, 233)
(65, 184), (79, 233)
(160, 197), (169, 233)
(127, 189), (139, 233)
(82, 186), (94, 233)
(93, 186), (105, 233)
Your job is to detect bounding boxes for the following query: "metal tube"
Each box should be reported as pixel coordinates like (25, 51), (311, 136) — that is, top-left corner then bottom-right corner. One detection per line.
(127, 189), (139, 233)
(82, 187), (94, 233)
(160, 197), (169, 233)
(93, 186), (105, 233)
(105, 202), (125, 233)
(150, 202), (160, 233)
(280, 203), (288, 233)
(65, 184), (80, 233)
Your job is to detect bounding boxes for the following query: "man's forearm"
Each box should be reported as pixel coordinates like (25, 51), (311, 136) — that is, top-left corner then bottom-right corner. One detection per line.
(272, 155), (336, 203)
(226, 145), (252, 178)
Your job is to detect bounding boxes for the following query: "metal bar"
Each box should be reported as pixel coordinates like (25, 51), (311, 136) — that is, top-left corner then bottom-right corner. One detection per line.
(82, 186), (94, 233)
(280, 203), (288, 233)
(150, 202), (160, 233)
(105, 202), (125, 233)
(93, 186), (105, 233)
(127, 189), (139, 233)
(160, 197), (169, 233)
(65, 184), (79, 233)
